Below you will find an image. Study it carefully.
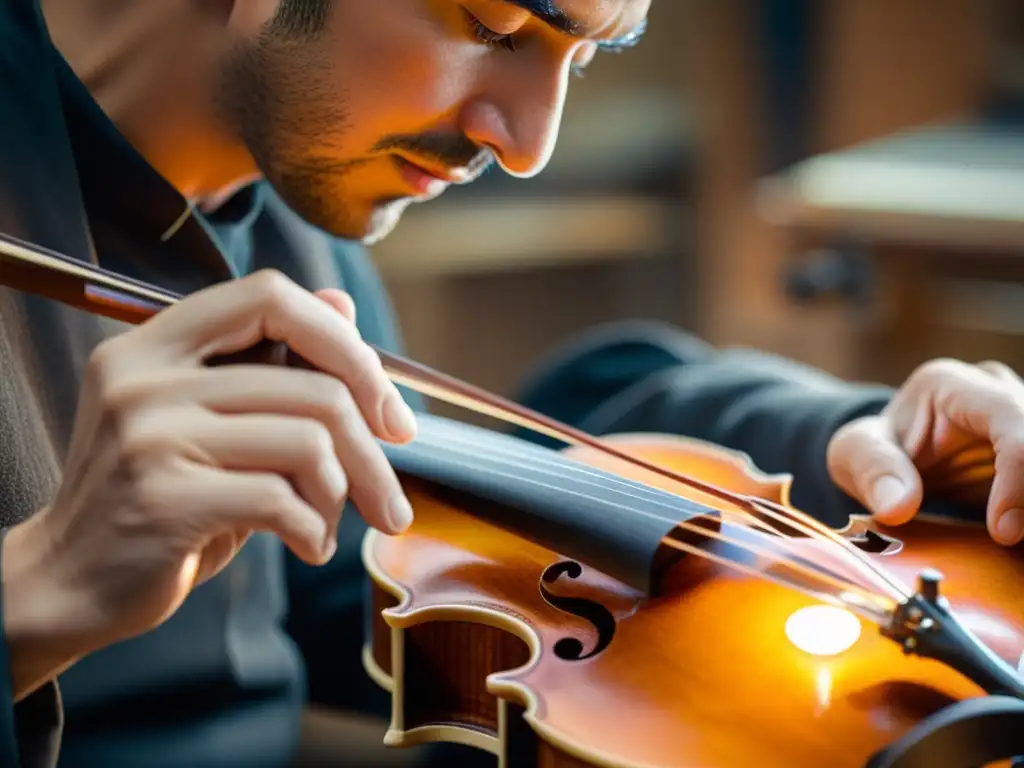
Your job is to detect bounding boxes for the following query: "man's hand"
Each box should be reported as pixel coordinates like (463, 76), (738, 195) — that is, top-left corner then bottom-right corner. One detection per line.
(826, 358), (1024, 546)
(3, 270), (418, 696)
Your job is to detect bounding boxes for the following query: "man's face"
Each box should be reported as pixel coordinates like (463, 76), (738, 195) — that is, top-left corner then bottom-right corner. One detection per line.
(216, 0), (649, 243)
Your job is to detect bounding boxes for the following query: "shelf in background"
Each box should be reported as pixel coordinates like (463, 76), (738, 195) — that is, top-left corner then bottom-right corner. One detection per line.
(758, 123), (1024, 255)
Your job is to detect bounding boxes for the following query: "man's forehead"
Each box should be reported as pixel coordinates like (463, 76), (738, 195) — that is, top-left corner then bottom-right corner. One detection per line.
(507, 0), (649, 47)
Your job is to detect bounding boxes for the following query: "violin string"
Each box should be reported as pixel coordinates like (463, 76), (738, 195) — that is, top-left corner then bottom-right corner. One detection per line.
(666, 519), (896, 612)
(407, 369), (915, 600)
(658, 536), (896, 627)
(420, 408), (898, 615)
(408, 424), (902, 606)
(413, 418), (908, 602)
(713, 494), (911, 598)
(711, 504), (906, 597)
(738, 496), (912, 598)
(384, 364), (911, 598)
(706, 500), (905, 598)
(0, 236), (906, 608)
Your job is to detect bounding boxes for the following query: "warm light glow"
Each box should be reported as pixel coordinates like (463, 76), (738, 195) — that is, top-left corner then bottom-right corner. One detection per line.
(785, 605), (862, 657)
(814, 666), (833, 714)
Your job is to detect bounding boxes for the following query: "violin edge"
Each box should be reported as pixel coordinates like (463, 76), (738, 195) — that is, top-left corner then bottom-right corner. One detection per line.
(359, 528), (673, 768)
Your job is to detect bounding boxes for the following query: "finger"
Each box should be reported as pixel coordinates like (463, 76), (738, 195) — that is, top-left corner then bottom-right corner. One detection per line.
(183, 411), (349, 539)
(138, 366), (413, 534)
(882, 359), (1024, 543)
(990, 450), (1024, 546)
(978, 360), (1024, 389)
(315, 289), (357, 325)
(193, 529), (251, 587)
(826, 415), (924, 525)
(139, 269), (416, 444)
(165, 462), (333, 565)
(885, 359), (1021, 448)
(203, 409), (407, 536)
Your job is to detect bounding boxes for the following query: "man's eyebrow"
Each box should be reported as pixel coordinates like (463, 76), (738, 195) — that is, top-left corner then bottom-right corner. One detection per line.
(507, 0), (648, 49)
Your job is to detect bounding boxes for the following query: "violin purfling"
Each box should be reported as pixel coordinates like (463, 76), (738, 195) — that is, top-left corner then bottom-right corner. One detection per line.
(2, 231), (1024, 768)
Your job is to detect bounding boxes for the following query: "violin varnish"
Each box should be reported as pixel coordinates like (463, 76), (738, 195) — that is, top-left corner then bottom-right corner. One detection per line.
(402, 620), (530, 733)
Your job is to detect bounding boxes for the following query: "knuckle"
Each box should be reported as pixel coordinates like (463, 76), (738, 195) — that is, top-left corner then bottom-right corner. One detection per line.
(117, 414), (171, 466)
(828, 416), (872, 454)
(322, 379), (359, 431)
(347, 343), (388, 402)
(979, 360), (1024, 386)
(113, 457), (186, 537)
(89, 342), (168, 426)
(998, 437), (1024, 473)
(131, 465), (176, 521)
(249, 269), (295, 309)
(906, 357), (967, 388)
(325, 466), (349, 503)
(359, 343), (387, 383)
(350, 352), (385, 399)
(98, 377), (149, 424)
(85, 337), (125, 391)
(257, 476), (299, 518)
(826, 417), (892, 475)
(301, 422), (336, 463)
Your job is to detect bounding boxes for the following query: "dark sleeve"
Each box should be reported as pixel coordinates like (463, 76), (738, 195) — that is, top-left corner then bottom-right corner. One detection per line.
(0, 530), (63, 768)
(283, 243), (420, 718)
(509, 320), (895, 530)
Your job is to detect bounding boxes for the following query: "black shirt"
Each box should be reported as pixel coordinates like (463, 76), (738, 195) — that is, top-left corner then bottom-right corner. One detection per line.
(0, 0), (916, 767)
(0, 0), (418, 765)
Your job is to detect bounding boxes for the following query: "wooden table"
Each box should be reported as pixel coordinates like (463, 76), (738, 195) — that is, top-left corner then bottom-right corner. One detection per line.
(759, 123), (1024, 256)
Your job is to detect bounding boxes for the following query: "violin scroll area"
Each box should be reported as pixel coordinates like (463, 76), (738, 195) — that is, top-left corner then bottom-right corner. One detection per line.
(539, 561), (618, 661)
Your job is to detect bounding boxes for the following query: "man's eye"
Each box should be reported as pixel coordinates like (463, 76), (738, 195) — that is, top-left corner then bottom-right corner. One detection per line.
(464, 10), (517, 52)
(461, 8), (591, 80)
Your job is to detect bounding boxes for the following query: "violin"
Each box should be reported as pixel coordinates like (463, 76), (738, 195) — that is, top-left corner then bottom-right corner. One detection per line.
(2, 231), (1024, 768)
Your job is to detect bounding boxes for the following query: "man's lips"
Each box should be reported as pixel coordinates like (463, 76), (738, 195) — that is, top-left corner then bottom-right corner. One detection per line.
(395, 157), (455, 197)
(394, 155), (482, 197)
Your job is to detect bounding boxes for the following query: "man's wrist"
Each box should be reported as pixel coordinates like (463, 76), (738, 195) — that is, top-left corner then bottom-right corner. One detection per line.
(2, 512), (86, 701)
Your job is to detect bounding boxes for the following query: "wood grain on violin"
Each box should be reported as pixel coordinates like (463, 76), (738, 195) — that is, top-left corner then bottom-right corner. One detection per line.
(363, 436), (1024, 768)
(3, 232), (1024, 768)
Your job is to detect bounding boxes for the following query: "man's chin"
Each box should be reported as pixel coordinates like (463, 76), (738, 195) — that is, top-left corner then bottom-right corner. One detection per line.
(357, 198), (414, 245)
(272, 181), (416, 244)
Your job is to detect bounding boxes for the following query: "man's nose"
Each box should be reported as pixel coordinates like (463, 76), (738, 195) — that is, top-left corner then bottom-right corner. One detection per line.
(459, 55), (571, 179)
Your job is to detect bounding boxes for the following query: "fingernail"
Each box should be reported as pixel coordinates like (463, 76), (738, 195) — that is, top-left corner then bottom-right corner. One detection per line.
(383, 394), (417, 441)
(870, 475), (907, 513)
(996, 509), (1024, 546)
(388, 494), (414, 533)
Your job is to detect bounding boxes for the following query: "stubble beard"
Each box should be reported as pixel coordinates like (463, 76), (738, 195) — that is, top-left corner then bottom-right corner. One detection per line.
(213, 30), (385, 240)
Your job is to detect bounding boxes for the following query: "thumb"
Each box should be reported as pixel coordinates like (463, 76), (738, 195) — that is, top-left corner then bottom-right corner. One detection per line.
(826, 415), (924, 525)
(314, 289), (357, 325)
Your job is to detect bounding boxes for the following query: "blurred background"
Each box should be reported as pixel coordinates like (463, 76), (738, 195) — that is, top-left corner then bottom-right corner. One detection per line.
(371, 0), (1024, 410)
(301, 0), (1024, 763)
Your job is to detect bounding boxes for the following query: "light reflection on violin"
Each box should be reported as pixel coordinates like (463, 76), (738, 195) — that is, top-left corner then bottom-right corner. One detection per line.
(2, 231), (1024, 768)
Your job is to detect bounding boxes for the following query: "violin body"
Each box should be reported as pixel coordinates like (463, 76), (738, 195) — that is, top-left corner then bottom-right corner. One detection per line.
(1, 231), (1020, 766)
(362, 433), (1024, 768)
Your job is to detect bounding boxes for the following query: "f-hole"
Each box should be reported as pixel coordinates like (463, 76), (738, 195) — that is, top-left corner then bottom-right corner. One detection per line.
(538, 561), (617, 661)
(848, 529), (903, 556)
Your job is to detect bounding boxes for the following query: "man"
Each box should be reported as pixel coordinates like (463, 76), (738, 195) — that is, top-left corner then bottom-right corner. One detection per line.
(0, 0), (1020, 766)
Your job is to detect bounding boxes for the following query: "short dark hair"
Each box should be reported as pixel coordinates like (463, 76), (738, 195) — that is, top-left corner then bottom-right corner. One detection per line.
(270, 0), (331, 38)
